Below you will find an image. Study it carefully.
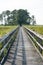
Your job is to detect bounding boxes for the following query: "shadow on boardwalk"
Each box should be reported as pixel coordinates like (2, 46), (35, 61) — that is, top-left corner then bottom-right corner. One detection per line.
(21, 30), (27, 65)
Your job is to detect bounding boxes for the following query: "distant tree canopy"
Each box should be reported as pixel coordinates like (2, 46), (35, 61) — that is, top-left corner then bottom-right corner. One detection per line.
(0, 9), (36, 25)
(17, 9), (29, 26)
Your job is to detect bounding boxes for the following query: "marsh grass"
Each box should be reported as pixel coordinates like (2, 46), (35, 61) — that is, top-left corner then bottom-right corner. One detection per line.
(25, 25), (43, 35)
(0, 26), (18, 37)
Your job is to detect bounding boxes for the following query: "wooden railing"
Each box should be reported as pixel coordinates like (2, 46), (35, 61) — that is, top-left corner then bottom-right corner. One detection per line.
(0, 26), (19, 65)
(24, 27), (43, 59)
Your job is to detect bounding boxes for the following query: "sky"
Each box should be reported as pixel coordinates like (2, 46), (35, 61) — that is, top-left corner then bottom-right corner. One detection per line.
(0, 0), (43, 25)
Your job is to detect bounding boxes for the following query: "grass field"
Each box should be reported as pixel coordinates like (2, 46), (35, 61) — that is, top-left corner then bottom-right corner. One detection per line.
(24, 25), (43, 35)
(0, 26), (18, 37)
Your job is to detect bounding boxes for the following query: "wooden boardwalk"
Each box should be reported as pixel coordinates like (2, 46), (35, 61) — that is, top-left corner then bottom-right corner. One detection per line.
(4, 27), (43, 65)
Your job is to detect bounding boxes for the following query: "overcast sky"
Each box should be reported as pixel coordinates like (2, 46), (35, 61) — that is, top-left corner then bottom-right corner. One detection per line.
(0, 0), (43, 25)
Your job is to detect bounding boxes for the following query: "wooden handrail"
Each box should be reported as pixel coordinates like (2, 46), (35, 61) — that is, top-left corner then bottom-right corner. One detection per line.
(24, 27), (43, 58)
(0, 26), (19, 65)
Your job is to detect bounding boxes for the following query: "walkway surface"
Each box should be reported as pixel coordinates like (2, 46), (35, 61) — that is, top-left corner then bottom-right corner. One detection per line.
(4, 27), (43, 65)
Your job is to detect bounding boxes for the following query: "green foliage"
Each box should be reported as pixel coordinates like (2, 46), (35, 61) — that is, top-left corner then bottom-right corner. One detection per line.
(0, 56), (2, 61)
(5, 10), (10, 16)
(0, 14), (3, 21)
(4, 48), (7, 56)
(31, 15), (36, 25)
(17, 9), (29, 26)
(0, 43), (3, 50)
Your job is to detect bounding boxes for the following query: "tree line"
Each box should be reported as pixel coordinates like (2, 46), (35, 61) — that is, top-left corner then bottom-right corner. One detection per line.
(0, 9), (36, 26)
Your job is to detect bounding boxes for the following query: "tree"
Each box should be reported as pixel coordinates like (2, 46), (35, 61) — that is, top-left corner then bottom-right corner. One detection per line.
(5, 10), (10, 24)
(17, 9), (29, 26)
(26, 16), (31, 25)
(5, 10), (10, 16)
(11, 10), (18, 25)
(31, 15), (36, 25)
(1, 11), (6, 25)
(0, 14), (3, 22)
(0, 9), (36, 25)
